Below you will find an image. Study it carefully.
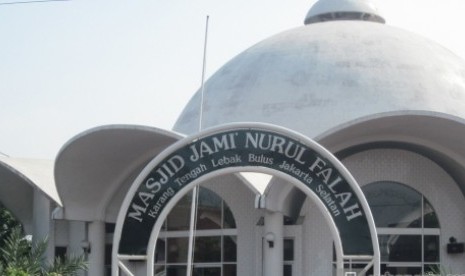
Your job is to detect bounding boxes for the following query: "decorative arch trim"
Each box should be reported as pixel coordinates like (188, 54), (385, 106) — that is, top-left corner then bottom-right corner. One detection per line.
(113, 123), (379, 274)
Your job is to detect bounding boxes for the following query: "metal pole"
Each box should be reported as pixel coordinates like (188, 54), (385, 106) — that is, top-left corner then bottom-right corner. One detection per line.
(186, 187), (200, 276)
(187, 15), (209, 276)
(198, 15), (209, 131)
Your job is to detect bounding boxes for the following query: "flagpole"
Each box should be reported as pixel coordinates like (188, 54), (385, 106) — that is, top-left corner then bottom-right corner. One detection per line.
(199, 15), (209, 131)
(187, 15), (209, 276)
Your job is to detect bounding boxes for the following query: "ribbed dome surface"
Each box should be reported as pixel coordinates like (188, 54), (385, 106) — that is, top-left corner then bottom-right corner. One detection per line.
(174, 21), (465, 137)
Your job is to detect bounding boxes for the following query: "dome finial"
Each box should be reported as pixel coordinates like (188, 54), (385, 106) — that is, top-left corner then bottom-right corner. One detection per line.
(304, 0), (385, 25)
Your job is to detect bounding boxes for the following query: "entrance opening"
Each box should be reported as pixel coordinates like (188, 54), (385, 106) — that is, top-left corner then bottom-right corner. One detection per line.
(154, 187), (237, 276)
(112, 123), (380, 275)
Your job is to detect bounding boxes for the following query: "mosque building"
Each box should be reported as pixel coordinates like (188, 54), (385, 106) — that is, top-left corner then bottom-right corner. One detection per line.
(2, 0), (465, 275)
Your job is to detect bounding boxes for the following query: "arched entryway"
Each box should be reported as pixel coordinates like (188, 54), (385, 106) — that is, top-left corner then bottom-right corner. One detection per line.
(112, 123), (380, 276)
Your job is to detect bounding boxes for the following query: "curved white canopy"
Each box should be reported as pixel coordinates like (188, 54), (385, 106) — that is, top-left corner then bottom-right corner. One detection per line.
(0, 156), (58, 233)
(261, 112), (465, 218)
(54, 125), (183, 222)
(318, 111), (465, 196)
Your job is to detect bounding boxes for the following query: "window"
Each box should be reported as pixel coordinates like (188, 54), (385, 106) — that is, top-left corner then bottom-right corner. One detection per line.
(333, 182), (440, 275)
(54, 246), (67, 260)
(154, 187), (237, 276)
(283, 238), (294, 276)
(345, 182), (440, 275)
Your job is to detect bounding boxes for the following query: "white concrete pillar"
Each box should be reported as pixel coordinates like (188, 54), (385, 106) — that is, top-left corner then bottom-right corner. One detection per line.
(32, 189), (53, 262)
(264, 211), (283, 276)
(88, 221), (106, 276)
(68, 221), (86, 276)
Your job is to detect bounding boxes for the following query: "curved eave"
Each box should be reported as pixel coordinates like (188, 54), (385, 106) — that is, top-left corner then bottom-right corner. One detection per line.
(54, 125), (184, 221)
(316, 111), (465, 196)
(0, 156), (61, 206)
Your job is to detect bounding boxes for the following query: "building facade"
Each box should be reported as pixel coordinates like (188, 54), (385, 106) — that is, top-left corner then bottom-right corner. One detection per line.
(2, 0), (465, 275)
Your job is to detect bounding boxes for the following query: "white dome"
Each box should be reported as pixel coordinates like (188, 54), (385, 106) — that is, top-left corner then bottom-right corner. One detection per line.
(174, 21), (465, 137)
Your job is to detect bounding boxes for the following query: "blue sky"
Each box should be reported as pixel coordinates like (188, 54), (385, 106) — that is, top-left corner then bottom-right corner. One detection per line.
(1, 0), (465, 159)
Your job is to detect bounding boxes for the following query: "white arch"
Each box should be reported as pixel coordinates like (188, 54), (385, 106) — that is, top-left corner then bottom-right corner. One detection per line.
(112, 123), (380, 276)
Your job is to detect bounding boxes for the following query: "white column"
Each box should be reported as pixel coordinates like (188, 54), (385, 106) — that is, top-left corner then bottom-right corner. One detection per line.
(68, 221), (86, 276)
(263, 211), (283, 276)
(32, 190), (53, 262)
(88, 221), (106, 276)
